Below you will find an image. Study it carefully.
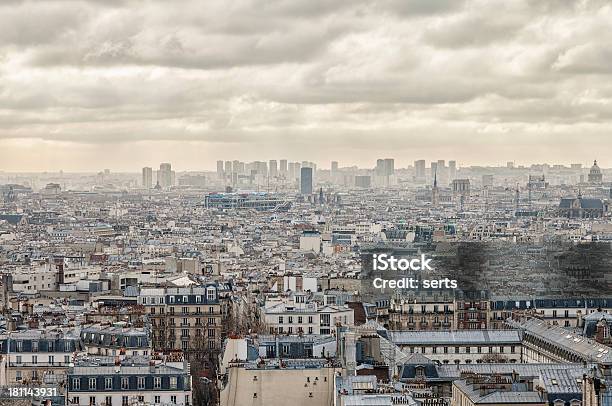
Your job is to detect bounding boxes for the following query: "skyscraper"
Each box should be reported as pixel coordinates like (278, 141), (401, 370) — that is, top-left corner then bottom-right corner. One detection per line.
(448, 160), (457, 181)
(414, 160), (426, 179)
(269, 160), (278, 177)
(280, 159), (288, 174)
(158, 163), (173, 188)
(216, 160), (224, 179)
(375, 158), (394, 176)
(142, 167), (153, 189)
(331, 161), (339, 173)
(224, 161), (232, 176)
(300, 167), (313, 195)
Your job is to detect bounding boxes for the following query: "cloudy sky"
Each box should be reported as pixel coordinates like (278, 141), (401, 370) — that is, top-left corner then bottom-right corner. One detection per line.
(1, 0), (611, 171)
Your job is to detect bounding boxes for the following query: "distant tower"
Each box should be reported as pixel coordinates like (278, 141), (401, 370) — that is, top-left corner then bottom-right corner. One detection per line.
(432, 170), (439, 207)
(319, 187), (324, 205)
(300, 167), (313, 195)
(142, 167), (153, 189)
(515, 184), (520, 212)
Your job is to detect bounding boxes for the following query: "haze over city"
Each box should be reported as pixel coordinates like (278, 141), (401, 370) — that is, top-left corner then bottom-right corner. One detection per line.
(1, 0), (612, 171)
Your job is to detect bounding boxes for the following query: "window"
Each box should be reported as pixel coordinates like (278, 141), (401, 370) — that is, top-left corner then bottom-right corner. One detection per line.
(208, 329), (215, 337)
(15, 371), (22, 381)
(16, 355), (22, 364)
(170, 377), (177, 389)
(308, 327), (313, 334)
(298, 316), (303, 323)
(65, 355), (70, 363)
(171, 396), (177, 404)
(138, 377), (145, 390)
(49, 355), (55, 364)
(182, 307), (188, 314)
(288, 316), (293, 324)
(105, 377), (112, 389)
(89, 396), (96, 405)
(122, 396), (128, 406)
(72, 397), (80, 405)
(105, 396), (112, 406)
(32, 341), (38, 352)
(73, 378), (80, 389)
(89, 377), (97, 390)
(32, 355), (38, 364)
(182, 295), (188, 302)
(455, 347), (460, 354)
(154, 396), (161, 404)
(308, 316), (313, 323)
(154, 377), (161, 389)
(121, 377), (129, 389)
(206, 287), (216, 301)
(278, 316), (284, 324)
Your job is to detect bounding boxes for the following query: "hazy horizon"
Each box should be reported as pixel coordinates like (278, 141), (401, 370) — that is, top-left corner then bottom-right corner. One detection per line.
(1, 0), (612, 171)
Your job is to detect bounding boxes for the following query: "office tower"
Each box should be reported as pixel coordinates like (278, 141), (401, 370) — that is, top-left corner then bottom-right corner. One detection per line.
(449, 160), (457, 181)
(269, 160), (278, 177)
(224, 161), (232, 176)
(288, 162), (296, 180)
(507, 161), (515, 169)
(216, 160), (224, 178)
(142, 167), (153, 189)
(355, 175), (371, 188)
(255, 161), (268, 177)
(280, 159), (288, 174)
(375, 158), (395, 176)
(331, 161), (339, 173)
(414, 160), (426, 179)
(385, 158), (395, 176)
(437, 159), (447, 184)
(158, 163), (172, 188)
(300, 167), (313, 195)
(294, 162), (301, 179)
(430, 162), (437, 179)
(232, 160), (241, 175)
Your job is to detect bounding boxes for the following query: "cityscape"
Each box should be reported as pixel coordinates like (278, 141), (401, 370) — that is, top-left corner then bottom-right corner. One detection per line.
(0, 158), (611, 406)
(2, 0), (612, 405)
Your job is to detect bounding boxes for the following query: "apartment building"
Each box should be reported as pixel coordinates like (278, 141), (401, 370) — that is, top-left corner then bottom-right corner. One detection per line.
(139, 284), (224, 356)
(262, 293), (354, 335)
(67, 355), (192, 406)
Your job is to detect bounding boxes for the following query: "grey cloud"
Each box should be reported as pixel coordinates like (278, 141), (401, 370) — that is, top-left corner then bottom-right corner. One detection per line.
(1, 0), (612, 170)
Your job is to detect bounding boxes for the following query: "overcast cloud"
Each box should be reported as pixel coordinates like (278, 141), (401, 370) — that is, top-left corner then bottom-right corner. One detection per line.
(0, 0), (611, 171)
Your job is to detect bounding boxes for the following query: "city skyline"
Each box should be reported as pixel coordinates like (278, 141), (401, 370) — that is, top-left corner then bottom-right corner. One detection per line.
(1, 0), (612, 171)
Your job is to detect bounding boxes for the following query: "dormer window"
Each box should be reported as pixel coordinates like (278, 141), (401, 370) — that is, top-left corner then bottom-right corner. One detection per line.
(206, 287), (216, 301)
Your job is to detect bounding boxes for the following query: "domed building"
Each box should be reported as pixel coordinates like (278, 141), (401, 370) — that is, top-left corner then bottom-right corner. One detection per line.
(558, 190), (608, 218)
(588, 159), (603, 184)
